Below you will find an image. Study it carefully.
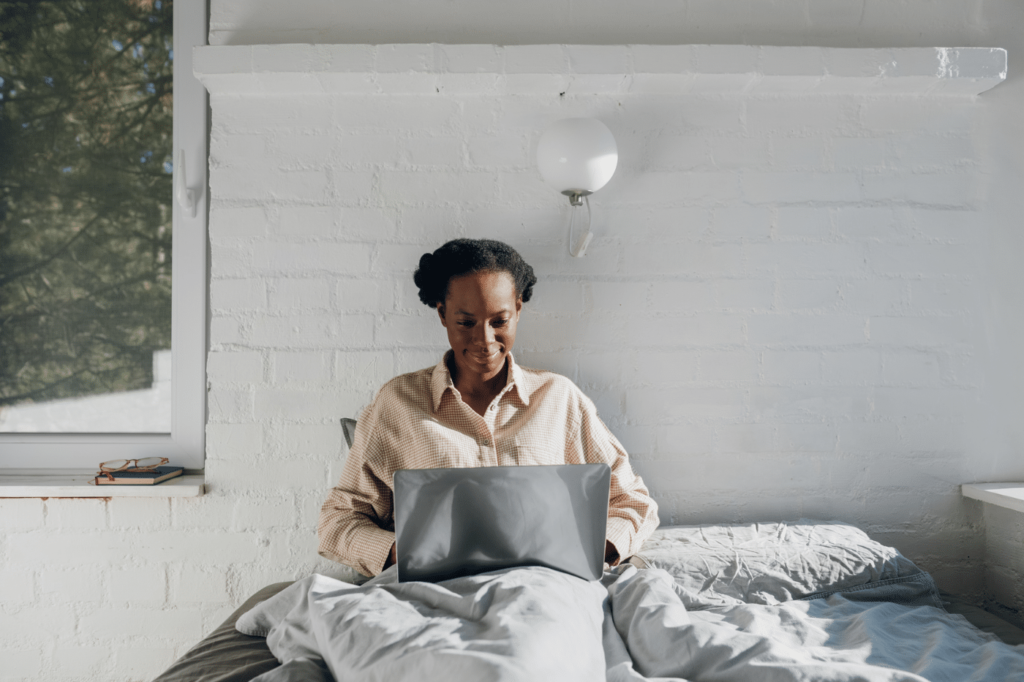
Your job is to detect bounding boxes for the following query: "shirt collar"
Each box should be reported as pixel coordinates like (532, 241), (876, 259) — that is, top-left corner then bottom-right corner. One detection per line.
(430, 351), (532, 412)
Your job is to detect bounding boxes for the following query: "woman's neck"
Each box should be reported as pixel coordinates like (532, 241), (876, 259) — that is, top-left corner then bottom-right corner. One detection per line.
(448, 354), (508, 408)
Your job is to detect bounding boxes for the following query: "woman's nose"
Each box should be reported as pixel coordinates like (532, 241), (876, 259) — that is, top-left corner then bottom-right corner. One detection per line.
(476, 324), (495, 346)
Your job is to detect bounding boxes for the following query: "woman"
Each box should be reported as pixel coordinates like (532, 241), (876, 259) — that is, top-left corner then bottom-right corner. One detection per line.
(318, 238), (659, 577)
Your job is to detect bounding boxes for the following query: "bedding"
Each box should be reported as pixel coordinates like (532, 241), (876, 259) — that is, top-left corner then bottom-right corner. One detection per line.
(632, 520), (933, 609)
(152, 521), (1024, 681)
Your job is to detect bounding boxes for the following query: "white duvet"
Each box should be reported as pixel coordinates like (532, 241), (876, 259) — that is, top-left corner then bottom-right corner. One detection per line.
(236, 522), (1024, 681)
(237, 563), (1024, 682)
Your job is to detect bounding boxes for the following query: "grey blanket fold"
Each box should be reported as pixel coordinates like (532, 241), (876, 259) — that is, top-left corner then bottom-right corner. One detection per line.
(238, 565), (1024, 682)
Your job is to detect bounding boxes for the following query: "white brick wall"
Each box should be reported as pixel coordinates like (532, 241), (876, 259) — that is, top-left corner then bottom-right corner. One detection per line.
(983, 505), (1024, 621)
(209, 76), (999, 581)
(5, 23), (1024, 682)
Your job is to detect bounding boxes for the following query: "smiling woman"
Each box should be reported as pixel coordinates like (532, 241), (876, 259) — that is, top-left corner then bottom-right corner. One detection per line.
(418, 239), (534, 415)
(437, 269), (523, 414)
(317, 238), (660, 578)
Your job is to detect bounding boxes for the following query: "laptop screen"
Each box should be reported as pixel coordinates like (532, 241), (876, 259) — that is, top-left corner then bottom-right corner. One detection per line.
(394, 464), (611, 583)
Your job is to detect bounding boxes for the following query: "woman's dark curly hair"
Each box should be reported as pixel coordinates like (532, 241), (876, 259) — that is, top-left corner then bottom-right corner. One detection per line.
(414, 239), (538, 308)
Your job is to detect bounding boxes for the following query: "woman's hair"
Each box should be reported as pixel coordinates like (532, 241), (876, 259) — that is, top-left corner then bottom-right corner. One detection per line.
(413, 239), (538, 308)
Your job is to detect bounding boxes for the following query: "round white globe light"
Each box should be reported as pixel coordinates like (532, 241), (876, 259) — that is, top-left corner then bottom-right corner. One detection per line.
(536, 118), (618, 200)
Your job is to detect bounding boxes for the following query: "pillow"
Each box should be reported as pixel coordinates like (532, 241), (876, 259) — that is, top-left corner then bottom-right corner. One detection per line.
(631, 520), (928, 610)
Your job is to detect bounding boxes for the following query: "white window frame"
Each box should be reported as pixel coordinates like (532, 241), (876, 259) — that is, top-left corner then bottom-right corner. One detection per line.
(0, 0), (209, 471)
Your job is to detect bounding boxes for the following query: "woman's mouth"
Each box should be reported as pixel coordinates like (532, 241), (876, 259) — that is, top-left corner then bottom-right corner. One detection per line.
(469, 349), (500, 363)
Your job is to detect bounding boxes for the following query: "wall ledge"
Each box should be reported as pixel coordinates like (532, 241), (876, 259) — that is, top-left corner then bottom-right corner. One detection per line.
(0, 473), (205, 498)
(193, 44), (1007, 96)
(963, 483), (1024, 515)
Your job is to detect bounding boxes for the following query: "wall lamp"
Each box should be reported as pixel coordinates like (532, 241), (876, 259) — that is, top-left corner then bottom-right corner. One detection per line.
(536, 118), (618, 258)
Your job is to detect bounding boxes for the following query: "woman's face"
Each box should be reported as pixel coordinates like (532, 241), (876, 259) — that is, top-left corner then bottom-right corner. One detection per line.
(438, 270), (522, 383)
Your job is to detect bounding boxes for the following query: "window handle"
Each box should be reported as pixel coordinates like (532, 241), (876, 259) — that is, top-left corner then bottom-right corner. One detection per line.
(175, 150), (198, 219)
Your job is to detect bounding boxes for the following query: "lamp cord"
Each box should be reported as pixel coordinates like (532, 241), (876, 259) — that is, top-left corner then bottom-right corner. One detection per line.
(568, 196), (594, 258)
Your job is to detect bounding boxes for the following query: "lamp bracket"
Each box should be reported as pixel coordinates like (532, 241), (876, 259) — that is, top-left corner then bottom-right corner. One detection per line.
(561, 190), (592, 207)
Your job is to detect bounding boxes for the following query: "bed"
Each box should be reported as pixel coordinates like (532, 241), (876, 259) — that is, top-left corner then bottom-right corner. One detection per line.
(152, 520), (1024, 682)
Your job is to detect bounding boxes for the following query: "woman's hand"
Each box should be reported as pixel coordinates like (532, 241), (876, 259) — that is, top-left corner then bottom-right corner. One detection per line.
(604, 540), (619, 565)
(383, 542), (397, 569)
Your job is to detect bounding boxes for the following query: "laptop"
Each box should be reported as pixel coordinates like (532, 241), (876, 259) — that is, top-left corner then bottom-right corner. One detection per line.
(393, 463), (611, 583)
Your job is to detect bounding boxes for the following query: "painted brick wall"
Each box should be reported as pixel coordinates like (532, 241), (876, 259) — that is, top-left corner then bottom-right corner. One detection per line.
(204, 73), (1001, 587)
(982, 504), (1024, 622)
(203, 79), (989, 592)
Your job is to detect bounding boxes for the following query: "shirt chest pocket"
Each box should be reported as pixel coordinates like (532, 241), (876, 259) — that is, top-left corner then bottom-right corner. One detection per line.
(407, 421), (480, 468)
(509, 434), (564, 466)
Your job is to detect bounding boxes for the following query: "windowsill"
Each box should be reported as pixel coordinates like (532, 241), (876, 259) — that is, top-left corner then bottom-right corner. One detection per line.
(962, 483), (1024, 515)
(0, 473), (205, 498)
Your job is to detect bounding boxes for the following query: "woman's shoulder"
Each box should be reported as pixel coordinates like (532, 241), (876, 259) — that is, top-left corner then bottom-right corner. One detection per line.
(516, 364), (589, 405)
(518, 364), (575, 386)
(364, 364), (437, 416)
(376, 365), (435, 398)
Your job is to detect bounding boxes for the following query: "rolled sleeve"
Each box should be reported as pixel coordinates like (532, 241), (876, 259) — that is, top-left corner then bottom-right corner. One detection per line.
(318, 490), (395, 577)
(317, 399), (396, 577)
(576, 392), (660, 561)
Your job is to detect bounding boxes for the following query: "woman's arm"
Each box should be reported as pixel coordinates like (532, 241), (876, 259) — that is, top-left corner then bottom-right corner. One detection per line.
(576, 392), (660, 564)
(317, 401), (397, 577)
(318, 472), (395, 577)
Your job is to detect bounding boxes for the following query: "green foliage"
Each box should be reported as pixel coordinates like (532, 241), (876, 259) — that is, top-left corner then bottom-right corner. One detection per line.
(0, 0), (173, 408)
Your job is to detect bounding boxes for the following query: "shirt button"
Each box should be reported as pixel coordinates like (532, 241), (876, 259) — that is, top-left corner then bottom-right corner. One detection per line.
(481, 438), (491, 446)
(488, 405), (496, 412)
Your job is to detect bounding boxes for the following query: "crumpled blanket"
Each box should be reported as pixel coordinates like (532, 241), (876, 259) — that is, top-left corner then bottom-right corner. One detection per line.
(237, 565), (1024, 682)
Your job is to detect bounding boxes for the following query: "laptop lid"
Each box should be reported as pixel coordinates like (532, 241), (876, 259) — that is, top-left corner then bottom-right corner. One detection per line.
(394, 463), (611, 583)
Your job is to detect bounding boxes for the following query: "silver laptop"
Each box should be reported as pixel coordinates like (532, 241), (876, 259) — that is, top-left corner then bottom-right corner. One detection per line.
(393, 463), (611, 583)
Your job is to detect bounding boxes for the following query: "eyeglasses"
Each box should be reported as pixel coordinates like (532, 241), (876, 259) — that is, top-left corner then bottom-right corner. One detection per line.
(94, 457), (169, 482)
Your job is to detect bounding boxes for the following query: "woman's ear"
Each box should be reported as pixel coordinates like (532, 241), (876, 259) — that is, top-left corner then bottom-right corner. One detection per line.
(437, 303), (447, 327)
(515, 297), (523, 318)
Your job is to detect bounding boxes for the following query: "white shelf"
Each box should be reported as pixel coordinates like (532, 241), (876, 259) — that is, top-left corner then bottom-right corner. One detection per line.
(0, 473), (205, 498)
(193, 44), (1007, 97)
(962, 483), (1024, 515)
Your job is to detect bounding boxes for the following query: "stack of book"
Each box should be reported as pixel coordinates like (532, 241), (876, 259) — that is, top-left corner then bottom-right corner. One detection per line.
(95, 466), (185, 485)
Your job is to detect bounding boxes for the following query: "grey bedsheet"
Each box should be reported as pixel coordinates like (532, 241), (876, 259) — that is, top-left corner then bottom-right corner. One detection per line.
(611, 567), (1024, 682)
(942, 593), (1024, 646)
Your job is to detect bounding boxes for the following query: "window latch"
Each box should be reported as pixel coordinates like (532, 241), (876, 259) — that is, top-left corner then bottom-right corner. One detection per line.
(175, 150), (199, 219)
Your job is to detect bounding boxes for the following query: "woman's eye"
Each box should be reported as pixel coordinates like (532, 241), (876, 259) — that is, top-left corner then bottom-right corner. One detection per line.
(492, 319), (508, 327)
(458, 320), (474, 327)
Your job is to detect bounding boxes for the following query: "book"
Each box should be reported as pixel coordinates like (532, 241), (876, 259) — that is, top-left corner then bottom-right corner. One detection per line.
(95, 466), (184, 485)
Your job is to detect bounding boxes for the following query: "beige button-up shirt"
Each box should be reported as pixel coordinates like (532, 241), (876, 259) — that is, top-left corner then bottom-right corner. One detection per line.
(317, 352), (659, 577)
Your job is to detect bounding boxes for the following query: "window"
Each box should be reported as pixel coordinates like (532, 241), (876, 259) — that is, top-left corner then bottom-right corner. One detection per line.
(0, 0), (207, 470)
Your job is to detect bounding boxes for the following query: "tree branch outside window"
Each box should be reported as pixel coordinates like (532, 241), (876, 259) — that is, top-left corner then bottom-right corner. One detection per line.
(0, 0), (173, 411)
